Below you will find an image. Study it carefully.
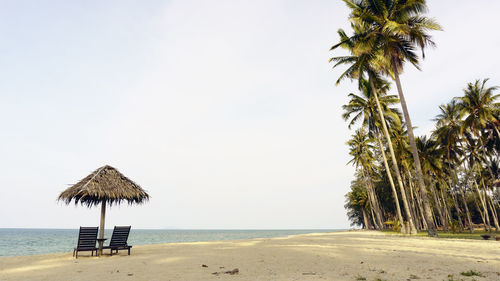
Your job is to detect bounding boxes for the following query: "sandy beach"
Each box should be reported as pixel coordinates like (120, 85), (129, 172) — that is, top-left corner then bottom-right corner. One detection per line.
(1, 231), (499, 281)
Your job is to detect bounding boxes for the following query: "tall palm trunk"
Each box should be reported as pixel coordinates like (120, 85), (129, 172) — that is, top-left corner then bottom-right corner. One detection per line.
(476, 132), (500, 217)
(460, 187), (473, 233)
(415, 183), (428, 230)
(369, 76), (417, 234)
(450, 189), (464, 230)
(448, 162), (465, 230)
(472, 175), (491, 232)
(482, 178), (499, 231)
(404, 170), (420, 231)
(487, 191), (498, 221)
(374, 131), (404, 229)
(391, 63), (437, 237)
(431, 208), (439, 229)
(406, 167), (427, 230)
(472, 191), (486, 229)
(431, 184), (447, 230)
(367, 170), (385, 229)
(370, 207), (378, 229)
(406, 169), (424, 229)
(361, 168), (384, 229)
(439, 186), (452, 228)
(362, 208), (371, 229)
(487, 196), (499, 231)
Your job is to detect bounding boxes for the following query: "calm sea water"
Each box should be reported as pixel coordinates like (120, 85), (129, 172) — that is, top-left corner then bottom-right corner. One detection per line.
(0, 229), (340, 257)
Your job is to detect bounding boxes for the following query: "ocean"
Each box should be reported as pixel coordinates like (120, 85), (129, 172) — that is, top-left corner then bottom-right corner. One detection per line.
(0, 229), (340, 257)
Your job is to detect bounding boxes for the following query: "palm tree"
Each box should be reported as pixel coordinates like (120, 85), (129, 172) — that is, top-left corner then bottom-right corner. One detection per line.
(346, 176), (373, 229)
(457, 79), (499, 170)
(416, 136), (451, 230)
(462, 133), (493, 232)
(434, 100), (464, 165)
(331, 22), (419, 234)
(345, 175), (373, 229)
(457, 79), (500, 231)
(390, 124), (424, 230)
(433, 100), (471, 231)
(346, 129), (383, 229)
(341, 0), (441, 237)
(342, 78), (401, 229)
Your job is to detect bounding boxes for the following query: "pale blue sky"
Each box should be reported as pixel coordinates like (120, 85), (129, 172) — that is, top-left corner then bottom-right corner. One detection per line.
(1, 0), (499, 229)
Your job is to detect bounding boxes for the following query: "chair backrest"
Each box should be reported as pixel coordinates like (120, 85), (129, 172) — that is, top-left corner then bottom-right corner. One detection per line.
(77, 226), (98, 249)
(109, 226), (131, 247)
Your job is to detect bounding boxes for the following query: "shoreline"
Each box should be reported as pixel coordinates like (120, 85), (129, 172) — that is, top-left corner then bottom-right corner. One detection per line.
(1, 231), (499, 280)
(0, 229), (345, 258)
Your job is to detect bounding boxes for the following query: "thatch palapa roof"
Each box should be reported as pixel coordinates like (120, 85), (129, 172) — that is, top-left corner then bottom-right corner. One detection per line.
(58, 165), (149, 207)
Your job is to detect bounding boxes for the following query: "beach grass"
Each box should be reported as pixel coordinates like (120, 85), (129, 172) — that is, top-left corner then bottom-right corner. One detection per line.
(382, 229), (499, 240)
(460, 270), (484, 277)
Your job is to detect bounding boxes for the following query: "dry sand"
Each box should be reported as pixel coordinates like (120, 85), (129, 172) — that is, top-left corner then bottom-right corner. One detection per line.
(1, 231), (499, 281)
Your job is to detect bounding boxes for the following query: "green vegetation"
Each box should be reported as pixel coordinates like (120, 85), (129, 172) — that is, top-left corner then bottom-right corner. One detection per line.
(332, 1), (500, 236)
(355, 275), (367, 281)
(460, 270), (484, 277)
(383, 230), (495, 240)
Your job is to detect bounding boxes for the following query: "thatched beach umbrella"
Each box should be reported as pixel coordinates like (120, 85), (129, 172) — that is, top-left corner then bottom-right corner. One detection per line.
(58, 165), (149, 255)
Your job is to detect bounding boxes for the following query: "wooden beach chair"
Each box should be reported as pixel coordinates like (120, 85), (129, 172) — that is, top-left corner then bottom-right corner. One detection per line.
(73, 226), (98, 258)
(103, 226), (132, 256)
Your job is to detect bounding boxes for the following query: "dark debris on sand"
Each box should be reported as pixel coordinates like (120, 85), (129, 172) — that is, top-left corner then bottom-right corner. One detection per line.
(212, 268), (239, 275)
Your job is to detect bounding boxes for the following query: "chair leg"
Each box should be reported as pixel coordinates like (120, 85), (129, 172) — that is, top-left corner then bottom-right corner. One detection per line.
(76, 251), (78, 259)
(128, 248), (130, 255)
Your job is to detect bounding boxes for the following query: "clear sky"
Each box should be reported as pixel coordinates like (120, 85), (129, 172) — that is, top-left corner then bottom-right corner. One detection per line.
(1, 0), (499, 229)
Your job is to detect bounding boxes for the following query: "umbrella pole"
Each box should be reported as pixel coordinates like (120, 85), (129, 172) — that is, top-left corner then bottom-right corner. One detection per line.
(98, 202), (106, 256)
